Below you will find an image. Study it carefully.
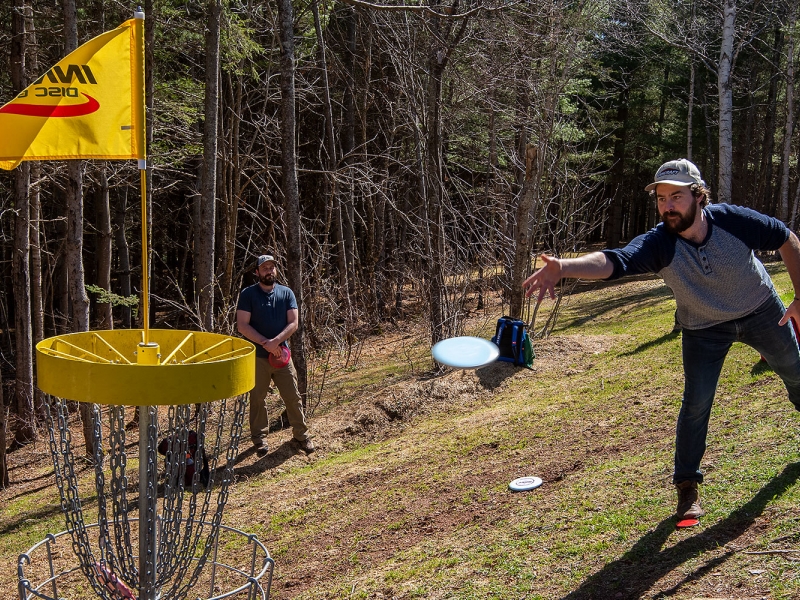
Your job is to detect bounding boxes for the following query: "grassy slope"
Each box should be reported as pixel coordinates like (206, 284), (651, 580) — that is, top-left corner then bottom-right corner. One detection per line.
(2, 265), (800, 599)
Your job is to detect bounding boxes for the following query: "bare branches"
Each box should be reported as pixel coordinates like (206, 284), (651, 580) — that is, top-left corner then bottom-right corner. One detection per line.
(335, 0), (510, 20)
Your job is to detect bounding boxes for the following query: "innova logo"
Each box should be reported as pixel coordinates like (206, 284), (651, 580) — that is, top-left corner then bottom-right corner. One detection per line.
(0, 64), (100, 118)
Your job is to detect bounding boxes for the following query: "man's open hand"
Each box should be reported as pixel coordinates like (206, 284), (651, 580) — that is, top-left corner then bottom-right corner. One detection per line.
(523, 254), (562, 304)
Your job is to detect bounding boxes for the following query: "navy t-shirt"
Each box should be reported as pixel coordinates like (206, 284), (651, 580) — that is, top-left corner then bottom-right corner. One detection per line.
(236, 283), (298, 358)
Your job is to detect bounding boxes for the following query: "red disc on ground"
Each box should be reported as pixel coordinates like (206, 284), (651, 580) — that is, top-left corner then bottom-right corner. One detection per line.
(268, 346), (291, 368)
(676, 518), (700, 528)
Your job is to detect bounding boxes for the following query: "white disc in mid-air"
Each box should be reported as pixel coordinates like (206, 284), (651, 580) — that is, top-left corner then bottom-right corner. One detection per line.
(432, 336), (500, 369)
(509, 476), (543, 492)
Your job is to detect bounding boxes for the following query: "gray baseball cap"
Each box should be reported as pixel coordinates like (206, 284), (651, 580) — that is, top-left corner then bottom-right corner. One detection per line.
(645, 159), (706, 192)
(256, 254), (277, 267)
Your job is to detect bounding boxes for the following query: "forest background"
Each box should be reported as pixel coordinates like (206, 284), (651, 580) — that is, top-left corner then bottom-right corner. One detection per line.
(0, 0), (798, 485)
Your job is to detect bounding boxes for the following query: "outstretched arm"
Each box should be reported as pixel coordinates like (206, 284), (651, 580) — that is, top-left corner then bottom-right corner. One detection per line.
(778, 231), (800, 327)
(522, 252), (614, 304)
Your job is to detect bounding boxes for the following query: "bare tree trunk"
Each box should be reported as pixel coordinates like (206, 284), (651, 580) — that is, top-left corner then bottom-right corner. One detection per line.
(791, 149), (800, 229)
(23, 1), (44, 422)
(311, 0), (346, 322)
(198, 0), (221, 331)
(0, 375), (8, 488)
(277, 0), (308, 399)
(311, 0), (339, 224)
(756, 27), (784, 213)
(63, 0), (94, 457)
(65, 165), (90, 333)
(12, 0), (36, 445)
(425, 36), (446, 344)
(687, 60), (694, 160)
(339, 8), (357, 316)
(510, 146), (538, 318)
(606, 86), (629, 250)
(703, 79), (717, 199)
(219, 72), (242, 310)
(687, 0), (697, 163)
(780, 4), (796, 223)
(717, 0), (736, 204)
(30, 164), (45, 420)
(423, 5), (469, 344)
(114, 188), (133, 328)
(94, 169), (113, 328)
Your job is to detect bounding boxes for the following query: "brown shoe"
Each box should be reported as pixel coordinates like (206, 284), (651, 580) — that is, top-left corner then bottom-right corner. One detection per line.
(675, 480), (705, 519)
(294, 438), (315, 453)
(252, 440), (268, 457)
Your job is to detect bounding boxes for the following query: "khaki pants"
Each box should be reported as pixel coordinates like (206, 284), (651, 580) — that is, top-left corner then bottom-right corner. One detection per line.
(250, 355), (309, 444)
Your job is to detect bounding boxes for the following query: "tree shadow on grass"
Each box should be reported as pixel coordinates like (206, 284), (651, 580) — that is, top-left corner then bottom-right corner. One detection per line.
(560, 285), (674, 330)
(0, 502), (65, 538)
(561, 461), (800, 600)
(618, 331), (681, 357)
(234, 439), (297, 479)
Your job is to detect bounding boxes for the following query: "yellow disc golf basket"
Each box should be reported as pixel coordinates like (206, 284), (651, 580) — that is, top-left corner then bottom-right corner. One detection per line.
(17, 329), (275, 600)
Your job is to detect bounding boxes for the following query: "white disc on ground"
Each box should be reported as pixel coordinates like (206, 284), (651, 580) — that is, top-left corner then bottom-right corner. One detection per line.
(509, 476), (543, 492)
(431, 336), (500, 369)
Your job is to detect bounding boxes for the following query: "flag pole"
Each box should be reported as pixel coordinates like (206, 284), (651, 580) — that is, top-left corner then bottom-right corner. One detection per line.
(132, 10), (159, 599)
(139, 166), (149, 342)
(133, 9), (149, 344)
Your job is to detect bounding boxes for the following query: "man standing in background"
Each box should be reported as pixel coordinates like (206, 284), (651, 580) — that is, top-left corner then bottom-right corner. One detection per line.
(237, 254), (314, 455)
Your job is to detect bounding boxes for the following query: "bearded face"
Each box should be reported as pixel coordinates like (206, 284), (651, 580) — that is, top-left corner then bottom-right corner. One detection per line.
(660, 198), (698, 234)
(256, 262), (277, 287)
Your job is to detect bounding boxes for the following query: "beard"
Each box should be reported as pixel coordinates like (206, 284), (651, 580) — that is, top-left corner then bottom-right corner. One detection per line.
(661, 200), (697, 234)
(259, 274), (275, 286)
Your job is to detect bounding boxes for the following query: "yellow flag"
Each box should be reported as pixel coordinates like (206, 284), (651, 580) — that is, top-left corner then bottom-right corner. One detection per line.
(0, 16), (145, 170)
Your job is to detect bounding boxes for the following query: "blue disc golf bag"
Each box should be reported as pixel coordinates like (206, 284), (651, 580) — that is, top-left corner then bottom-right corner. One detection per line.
(491, 316), (534, 368)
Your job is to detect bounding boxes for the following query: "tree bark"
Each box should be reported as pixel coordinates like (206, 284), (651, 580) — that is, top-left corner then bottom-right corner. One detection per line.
(312, 0), (345, 322)
(424, 31), (446, 344)
(0, 374), (9, 488)
(198, 0), (221, 331)
(94, 168), (113, 328)
(423, 4), (469, 343)
(606, 86), (629, 250)
(219, 72), (242, 310)
(340, 8), (357, 315)
(12, 0), (36, 445)
(23, 0), (44, 422)
(756, 27), (784, 213)
(510, 145), (538, 318)
(30, 164), (45, 420)
(717, 0), (736, 204)
(114, 188), (133, 328)
(779, 5), (796, 223)
(277, 0), (308, 399)
(63, 0), (94, 457)
(687, 60), (695, 160)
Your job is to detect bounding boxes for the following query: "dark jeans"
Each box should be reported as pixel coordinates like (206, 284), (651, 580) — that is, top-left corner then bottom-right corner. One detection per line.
(675, 293), (800, 484)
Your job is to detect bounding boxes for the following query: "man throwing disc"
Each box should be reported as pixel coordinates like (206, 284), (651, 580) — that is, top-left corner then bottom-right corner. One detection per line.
(523, 159), (800, 520)
(237, 254), (314, 454)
